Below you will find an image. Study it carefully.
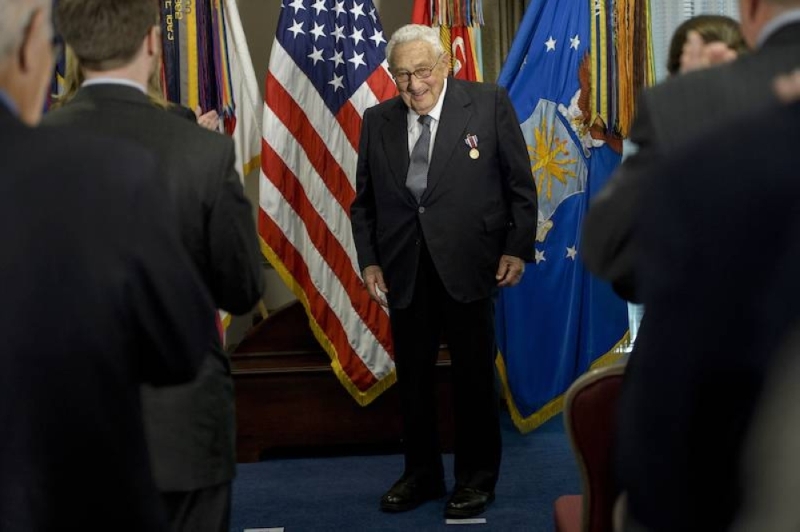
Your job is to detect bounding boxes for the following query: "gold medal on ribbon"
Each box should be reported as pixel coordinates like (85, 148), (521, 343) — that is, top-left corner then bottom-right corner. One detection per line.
(464, 133), (480, 160)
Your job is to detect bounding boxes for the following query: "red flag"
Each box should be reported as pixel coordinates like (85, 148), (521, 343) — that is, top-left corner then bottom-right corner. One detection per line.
(411, 0), (431, 25)
(259, 1), (398, 405)
(450, 26), (479, 80)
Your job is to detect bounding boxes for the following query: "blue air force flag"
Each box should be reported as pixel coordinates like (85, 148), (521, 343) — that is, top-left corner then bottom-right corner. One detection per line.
(496, 0), (630, 431)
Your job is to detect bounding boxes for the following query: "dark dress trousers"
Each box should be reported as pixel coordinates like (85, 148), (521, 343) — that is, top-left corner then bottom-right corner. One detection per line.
(351, 79), (538, 490)
(626, 101), (800, 531)
(43, 84), (265, 493)
(0, 104), (215, 530)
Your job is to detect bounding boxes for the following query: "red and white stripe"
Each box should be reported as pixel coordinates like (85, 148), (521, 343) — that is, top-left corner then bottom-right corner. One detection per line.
(259, 40), (398, 404)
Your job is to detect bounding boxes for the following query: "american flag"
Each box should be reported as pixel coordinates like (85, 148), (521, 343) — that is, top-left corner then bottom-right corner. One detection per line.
(259, 0), (398, 404)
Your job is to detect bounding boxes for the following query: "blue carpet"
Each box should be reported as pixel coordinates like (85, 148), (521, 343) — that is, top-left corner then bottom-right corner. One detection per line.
(231, 414), (579, 531)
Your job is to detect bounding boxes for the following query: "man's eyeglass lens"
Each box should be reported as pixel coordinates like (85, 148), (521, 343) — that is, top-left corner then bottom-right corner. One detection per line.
(395, 67), (433, 83)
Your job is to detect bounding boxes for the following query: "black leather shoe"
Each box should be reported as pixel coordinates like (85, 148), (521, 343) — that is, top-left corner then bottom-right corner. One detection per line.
(444, 487), (495, 518)
(380, 476), (446, 513)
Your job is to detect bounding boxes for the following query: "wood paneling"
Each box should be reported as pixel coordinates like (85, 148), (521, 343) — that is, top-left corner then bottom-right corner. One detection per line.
(232, 301), (454, 461)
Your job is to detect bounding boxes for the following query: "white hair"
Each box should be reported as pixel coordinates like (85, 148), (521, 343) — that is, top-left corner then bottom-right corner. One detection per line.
(386, 24), (444, 68)
(0, 0), (49, 61)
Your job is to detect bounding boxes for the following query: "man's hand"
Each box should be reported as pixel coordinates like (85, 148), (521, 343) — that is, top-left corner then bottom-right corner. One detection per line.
(362, 265), (389, 307)
(679, 30), (738, 74)
(774, 69), (800, 103)
(195, 106), (220, 132)
(496, 255), (525, 287)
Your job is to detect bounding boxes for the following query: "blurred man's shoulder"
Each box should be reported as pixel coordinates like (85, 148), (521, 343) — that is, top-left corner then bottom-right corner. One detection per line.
(24, 125), (158, 191)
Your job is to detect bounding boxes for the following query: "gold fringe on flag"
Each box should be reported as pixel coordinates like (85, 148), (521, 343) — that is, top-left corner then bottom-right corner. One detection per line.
(590, 0), (610, 132)
(614, 0), (656, 137)
(429, 0), (482, 27)
(591, 0), (656, 138)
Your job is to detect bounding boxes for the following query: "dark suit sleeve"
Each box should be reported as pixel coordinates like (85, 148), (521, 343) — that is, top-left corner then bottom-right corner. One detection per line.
(205, 140), (265, 314)
(127, 158), (217, 386)
(168, 104), (198, 122)
(580, 92), (659, 302)
(350, 108), (379, 272)
(495, 86), (538, 262)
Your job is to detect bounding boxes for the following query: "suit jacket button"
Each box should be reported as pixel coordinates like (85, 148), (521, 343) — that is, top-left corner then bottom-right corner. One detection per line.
(418, 206), (425, 214)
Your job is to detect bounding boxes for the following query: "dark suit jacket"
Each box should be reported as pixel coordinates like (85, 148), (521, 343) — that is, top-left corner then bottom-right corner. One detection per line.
(351, 79), (538, 308)
(620, 100), (800, 531)
(43, 84), (265, 491)
(577, 20), (800, 532)
(0, 104), (215, 530)
(581, 22), (800, 302)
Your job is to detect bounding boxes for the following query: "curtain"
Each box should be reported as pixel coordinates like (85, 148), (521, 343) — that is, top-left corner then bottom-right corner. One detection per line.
(650, 0), (740, 81)
(482, 0), (528, 82)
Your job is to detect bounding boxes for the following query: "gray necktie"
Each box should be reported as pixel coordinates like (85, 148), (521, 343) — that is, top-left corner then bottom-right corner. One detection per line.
(406, 114), (433, 203)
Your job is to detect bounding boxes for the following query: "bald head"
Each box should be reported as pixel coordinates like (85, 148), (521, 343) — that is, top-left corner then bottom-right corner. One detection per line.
(0, 0), (56, 124)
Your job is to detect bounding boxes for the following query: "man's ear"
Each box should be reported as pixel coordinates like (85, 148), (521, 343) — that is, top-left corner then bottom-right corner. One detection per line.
(145, 25), (161, 58)
(740, 0), (760, 24)
(738, 0), (763, 48)
(18, 8), (47, 74)
(440, 52), (452, 73)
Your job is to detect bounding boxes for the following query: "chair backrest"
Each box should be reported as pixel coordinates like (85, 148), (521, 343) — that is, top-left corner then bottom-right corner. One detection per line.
(563, 363), (626, 532)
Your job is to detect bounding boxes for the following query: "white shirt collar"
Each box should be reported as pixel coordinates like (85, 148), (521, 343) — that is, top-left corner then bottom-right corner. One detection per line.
(82, 78), (148, 94)
(407, 77), (449, 131)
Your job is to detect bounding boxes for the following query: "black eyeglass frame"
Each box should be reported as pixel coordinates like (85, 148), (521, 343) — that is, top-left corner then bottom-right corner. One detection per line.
(391, 53), (445, 84)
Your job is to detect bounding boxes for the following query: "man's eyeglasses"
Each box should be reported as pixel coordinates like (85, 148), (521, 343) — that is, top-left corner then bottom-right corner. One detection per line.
(392, 53), (444, 84)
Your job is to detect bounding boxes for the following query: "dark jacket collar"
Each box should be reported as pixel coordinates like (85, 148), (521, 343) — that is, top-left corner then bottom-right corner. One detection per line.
(762, 20), (800, 49)
(71, 83), (152, 107)
(0, 95), (25, 133)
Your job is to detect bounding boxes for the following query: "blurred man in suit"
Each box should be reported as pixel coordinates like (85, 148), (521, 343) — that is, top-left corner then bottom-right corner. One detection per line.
(580, 0), (800, 529)
(581, 0), (800, 301)
(720, 72), (800, 532)
(622, 96), (800, 531)
(0, 0), (216, 529)
(46, 1), (265, 530)
(351, 24), (538, 519)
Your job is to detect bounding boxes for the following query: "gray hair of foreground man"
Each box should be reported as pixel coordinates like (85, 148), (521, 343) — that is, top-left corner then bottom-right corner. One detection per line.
(0, 0), (50, 61)
(385, 24), (445, 68)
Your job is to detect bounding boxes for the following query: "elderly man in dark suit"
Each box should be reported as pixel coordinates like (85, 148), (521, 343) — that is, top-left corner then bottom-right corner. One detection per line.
(0, 0), (215, 529)
(579, 0), (800, 530)
(351, 24), (538, 519)
(45, 1), (265, 530)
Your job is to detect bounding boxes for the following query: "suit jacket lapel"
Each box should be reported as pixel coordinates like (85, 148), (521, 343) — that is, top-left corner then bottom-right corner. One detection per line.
(424, 80), (471, 201)
(380, 98), (411, 193)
